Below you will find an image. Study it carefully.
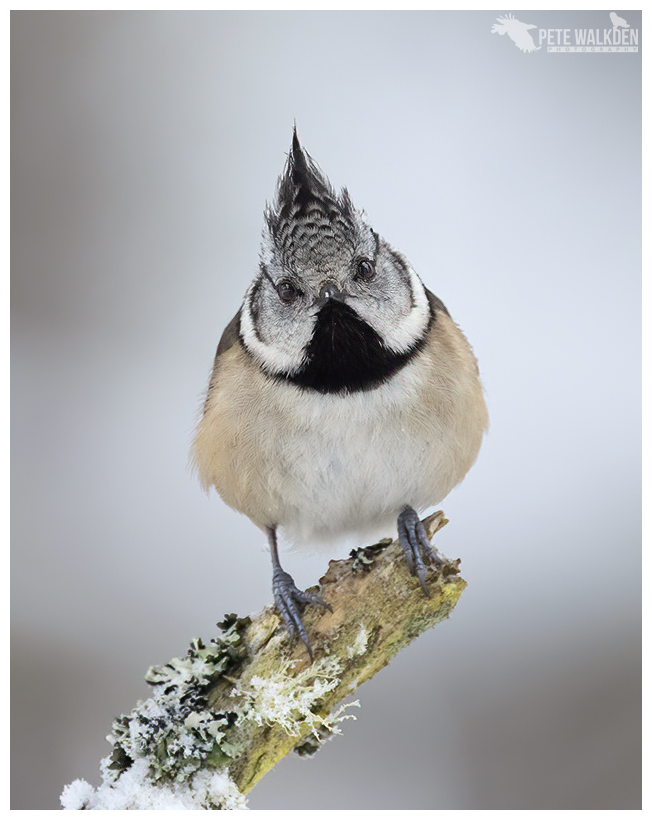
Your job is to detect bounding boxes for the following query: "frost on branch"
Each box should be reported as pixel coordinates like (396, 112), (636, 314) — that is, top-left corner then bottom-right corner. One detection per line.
(60, 510), (465, 810)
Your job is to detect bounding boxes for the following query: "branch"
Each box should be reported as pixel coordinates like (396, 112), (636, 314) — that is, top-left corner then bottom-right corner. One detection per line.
(60, 511), (466, 810)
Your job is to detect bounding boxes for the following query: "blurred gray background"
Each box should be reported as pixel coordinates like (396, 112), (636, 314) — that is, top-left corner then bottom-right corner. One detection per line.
(12, 10), (641, 810)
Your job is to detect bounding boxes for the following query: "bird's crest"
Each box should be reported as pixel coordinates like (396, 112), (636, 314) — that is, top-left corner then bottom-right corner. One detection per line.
(265, 129), (357, 266)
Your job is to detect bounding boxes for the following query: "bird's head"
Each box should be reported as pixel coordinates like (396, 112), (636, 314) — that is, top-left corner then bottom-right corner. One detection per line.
(239, 130), (431, 393)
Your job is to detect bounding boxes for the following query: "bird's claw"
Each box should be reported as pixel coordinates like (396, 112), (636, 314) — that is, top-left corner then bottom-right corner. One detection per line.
(397, 506), (444, 595)
(272, 567), (331, 658)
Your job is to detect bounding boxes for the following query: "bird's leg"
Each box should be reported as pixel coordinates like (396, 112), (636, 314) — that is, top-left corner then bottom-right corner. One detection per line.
(397, 506), (445, 596)
(267, 526), (331, 658)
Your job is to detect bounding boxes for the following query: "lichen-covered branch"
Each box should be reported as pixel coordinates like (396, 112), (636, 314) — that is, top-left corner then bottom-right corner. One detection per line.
(61, 511), (466, 810)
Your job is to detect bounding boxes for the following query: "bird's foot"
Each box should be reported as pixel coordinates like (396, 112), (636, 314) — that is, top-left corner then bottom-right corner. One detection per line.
(397, 506), (445, 596)
(272, 567), (331, 658)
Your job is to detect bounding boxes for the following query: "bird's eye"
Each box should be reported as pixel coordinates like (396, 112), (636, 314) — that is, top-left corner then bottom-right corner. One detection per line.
(355, 258), (376, 282)
(276, 280), (300, 304)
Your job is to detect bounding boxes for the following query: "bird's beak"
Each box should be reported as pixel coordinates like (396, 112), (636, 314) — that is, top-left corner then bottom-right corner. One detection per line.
(316, 281), (344, 307)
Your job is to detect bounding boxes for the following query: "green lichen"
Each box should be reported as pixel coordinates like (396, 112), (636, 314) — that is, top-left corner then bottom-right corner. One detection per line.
(349, 538), (393, 573)
(100, 610), (361, 801)
(104, 615), (251, 785)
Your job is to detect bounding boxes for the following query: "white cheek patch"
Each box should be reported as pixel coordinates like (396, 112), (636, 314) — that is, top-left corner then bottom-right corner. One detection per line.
(239, 283), (308, 376)
(240, 262), (430, 374)
(379, 266), (431, 354)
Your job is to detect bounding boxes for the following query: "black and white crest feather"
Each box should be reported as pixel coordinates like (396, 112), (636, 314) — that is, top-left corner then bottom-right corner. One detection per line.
(265, 130), (358, 269)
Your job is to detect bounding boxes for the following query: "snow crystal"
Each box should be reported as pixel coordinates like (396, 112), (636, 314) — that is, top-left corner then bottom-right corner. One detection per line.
(60, 759), (248, 810)
(60, 779), (96, 810)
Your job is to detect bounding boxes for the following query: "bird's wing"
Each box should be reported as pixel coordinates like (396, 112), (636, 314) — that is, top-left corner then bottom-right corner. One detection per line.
(201, 309), (243, 416)
(215, 310), (242, 359)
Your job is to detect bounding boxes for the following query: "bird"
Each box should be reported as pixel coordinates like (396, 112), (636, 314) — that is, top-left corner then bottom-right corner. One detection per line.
(191, 131), (488, 655)
(491, 14), (541, 53)
(610, 12), (629, 29)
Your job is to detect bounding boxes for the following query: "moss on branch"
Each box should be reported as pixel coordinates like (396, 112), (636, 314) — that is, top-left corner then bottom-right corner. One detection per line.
(61, 511), (466, 810)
